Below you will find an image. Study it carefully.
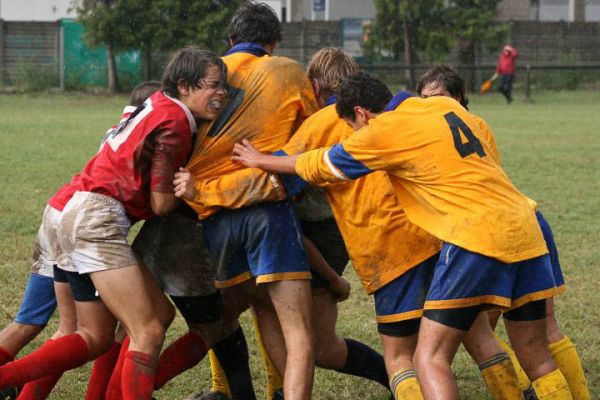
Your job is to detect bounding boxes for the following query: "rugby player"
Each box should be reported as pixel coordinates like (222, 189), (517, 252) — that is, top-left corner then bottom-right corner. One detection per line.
(0, 81), (162, 400)
(417, 64), (589, 400)
(231, 72), (572, 399)
(215, 68), (524, 400)
(180, 48), (393, 398)
(0, 47), (226, 400)
(174, 3), (319, 399)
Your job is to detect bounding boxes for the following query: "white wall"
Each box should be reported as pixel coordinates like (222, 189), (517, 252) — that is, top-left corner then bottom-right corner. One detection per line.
(0, 0), (76, 21)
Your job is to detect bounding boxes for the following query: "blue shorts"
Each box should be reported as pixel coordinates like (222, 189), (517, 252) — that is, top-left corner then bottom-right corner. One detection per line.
(536, 211), (566, 292)
(425, 243), (558, 311)
(15, 273), (57, 325)
(374, 254), (438, 323)
(202, 200), (311, 288)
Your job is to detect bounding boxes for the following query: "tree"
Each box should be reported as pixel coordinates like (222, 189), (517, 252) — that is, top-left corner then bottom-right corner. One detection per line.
(446, 0), (510, 91)
(76, 0), (126, 93)
(75, 0), (241, 90)
(369, 0), (451, 89)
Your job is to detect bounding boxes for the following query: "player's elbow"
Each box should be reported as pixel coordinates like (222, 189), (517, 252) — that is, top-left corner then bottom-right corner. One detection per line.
(150, 191), (179, 216)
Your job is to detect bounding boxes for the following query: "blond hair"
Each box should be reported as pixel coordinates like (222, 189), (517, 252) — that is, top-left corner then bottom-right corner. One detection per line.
(307, 47), (359, 100)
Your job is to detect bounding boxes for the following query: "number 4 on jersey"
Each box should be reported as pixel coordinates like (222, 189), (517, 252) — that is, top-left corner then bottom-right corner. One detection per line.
(444, 112), (486, 158)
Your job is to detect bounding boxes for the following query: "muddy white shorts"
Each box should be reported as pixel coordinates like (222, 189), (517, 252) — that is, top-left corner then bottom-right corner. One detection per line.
(58, 191), (138, 274)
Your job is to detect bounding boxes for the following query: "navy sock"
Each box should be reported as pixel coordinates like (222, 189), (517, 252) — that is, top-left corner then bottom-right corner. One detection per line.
(336, 338), (390, 390)
(212, 326), (256, 400)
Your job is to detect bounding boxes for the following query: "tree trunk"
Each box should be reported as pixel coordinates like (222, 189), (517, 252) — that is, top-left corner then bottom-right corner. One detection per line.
(402, 16), (415, 90)
(142, 48), (152, 81)
(107, 44), (118, 94)
(458, 38), (476, 92)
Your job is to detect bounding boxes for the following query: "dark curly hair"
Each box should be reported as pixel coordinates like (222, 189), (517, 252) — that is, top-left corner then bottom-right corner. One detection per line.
(417, 64), (469, 109)
(161, 46), (226, 99)
(336, 72), (392, 121)
(228, 2), (281, 46)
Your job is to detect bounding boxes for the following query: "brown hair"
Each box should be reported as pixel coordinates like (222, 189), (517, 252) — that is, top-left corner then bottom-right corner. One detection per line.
(307, 47), (359, 101)
(129, 81), (161, 107)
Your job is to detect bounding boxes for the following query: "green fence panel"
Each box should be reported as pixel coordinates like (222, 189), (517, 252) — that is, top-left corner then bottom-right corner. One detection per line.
(61, 19), (141, 89)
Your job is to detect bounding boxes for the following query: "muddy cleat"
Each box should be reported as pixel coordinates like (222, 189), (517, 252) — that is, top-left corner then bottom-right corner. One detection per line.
(187, 391), (232, 400)
(271, 388), (284, 400)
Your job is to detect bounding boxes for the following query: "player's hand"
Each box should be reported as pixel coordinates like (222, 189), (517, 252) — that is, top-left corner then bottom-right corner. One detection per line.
(232, 139), (266, 168)
(330, 276), (351, 302)
(173, 167), (196, 200)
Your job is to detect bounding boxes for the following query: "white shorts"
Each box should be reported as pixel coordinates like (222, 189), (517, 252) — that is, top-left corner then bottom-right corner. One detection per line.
(58, 191), (138, 274)
(31, 205), (71, 277)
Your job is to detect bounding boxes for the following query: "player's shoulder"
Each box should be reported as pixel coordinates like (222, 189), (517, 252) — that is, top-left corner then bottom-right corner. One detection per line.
(261, 55), (307, 77)
(146, 91), (195, 132)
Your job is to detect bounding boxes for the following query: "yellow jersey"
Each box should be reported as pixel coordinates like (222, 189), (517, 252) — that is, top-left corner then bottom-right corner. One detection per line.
(296, 96), (548, 263)
(185, 51), (319, 218)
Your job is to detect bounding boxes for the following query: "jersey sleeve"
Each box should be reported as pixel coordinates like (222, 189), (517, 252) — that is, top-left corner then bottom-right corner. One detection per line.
(295, 123), (394, 185)
(150, 124), (191, 193)
(191, 168), (286, 210)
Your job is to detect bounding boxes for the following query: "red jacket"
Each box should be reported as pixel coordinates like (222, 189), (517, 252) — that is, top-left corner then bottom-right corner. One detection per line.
(496, 47), (518, 75)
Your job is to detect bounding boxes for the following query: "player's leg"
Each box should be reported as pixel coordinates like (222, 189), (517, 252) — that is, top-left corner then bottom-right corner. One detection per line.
(265, 279), (314, 400)
(536, 211), (589, 399)
(250, 310), (282, 400)
(415, 307), (479, 399)
(0, 274), (57, 364)
(302, 217), (388, 390)
(379, 329), (421, 400)
(504, 253), (572, 399)
(85, 324), (125, 400)
(0, 272), (115, 389)
(462, 312), (523, 400)
(17, 275), (78, 399)
(90, 265), (166, 399)
(504, 301), (571, 399)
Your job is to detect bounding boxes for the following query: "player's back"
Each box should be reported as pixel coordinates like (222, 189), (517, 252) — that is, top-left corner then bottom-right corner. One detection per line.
(285, 105), (441, 293)
(189, 52), (317, 181)
(368, 96), (545, 261)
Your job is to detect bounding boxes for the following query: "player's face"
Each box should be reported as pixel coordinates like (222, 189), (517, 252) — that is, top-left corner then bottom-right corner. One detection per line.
(179, 64), (226, 120)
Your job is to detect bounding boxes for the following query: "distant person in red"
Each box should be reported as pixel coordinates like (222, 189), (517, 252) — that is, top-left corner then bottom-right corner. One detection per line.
(492, 44), (518, 104)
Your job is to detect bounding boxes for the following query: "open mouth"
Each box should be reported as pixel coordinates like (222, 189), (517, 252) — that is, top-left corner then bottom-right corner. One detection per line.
(209, 100), (222, 112)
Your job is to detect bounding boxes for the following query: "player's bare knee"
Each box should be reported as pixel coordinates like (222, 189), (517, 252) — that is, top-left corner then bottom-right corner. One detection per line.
(76, 327), (115, 358)
(10, 322), (44, 341)
(133, 319), (166, 351)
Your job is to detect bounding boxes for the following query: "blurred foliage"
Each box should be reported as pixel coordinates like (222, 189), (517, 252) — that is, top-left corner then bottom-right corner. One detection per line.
(73, 0), (241, 84)
(12, 60), (59, 92)
(367, 0), (451, 63)
(368, 0), (510, 90)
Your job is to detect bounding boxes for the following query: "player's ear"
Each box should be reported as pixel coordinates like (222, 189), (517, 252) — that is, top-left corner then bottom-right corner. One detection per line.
(354, 106), (366, 123)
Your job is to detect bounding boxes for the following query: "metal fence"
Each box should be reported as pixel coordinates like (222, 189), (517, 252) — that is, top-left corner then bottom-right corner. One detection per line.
(358, 63), (600, 99)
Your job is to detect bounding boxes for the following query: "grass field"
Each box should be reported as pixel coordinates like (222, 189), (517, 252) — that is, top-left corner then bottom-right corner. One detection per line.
(0, 90), (598, 399)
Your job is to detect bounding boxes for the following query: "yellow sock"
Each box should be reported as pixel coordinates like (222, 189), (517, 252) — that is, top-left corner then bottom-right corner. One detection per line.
(479, 352), (523, 400)
(549, 336), (590, 400)
(532, 369), (572, 399)
(495, 333), (531, 391)
(389, 368), (423, 400)
(209, 349), (231, 396)
(252, 313), (283, 399)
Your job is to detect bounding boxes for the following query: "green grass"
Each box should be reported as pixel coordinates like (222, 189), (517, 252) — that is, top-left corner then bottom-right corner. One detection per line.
(0, 90), (598, 399)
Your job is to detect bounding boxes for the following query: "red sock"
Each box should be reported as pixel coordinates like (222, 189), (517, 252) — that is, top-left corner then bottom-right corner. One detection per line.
(105, 336), (130, 400)
(17, 373), (63, 400)
(0, 347), (14, 366)
(154, 331), (207, 389)
(85, 341), (122, 400)
(0, 334), (88, 387)
(121, 351), (156, 400)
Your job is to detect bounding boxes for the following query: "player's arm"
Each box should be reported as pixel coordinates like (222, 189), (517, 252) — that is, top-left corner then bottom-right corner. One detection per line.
(302, 235), (351, 302)
(150, 191), (179, 216)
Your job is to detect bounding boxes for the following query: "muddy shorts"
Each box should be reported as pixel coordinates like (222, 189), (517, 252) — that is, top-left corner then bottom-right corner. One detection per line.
(58, 191), (138, 274)
(132, 207), (217, 297)
(31, 205), (71, 277)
